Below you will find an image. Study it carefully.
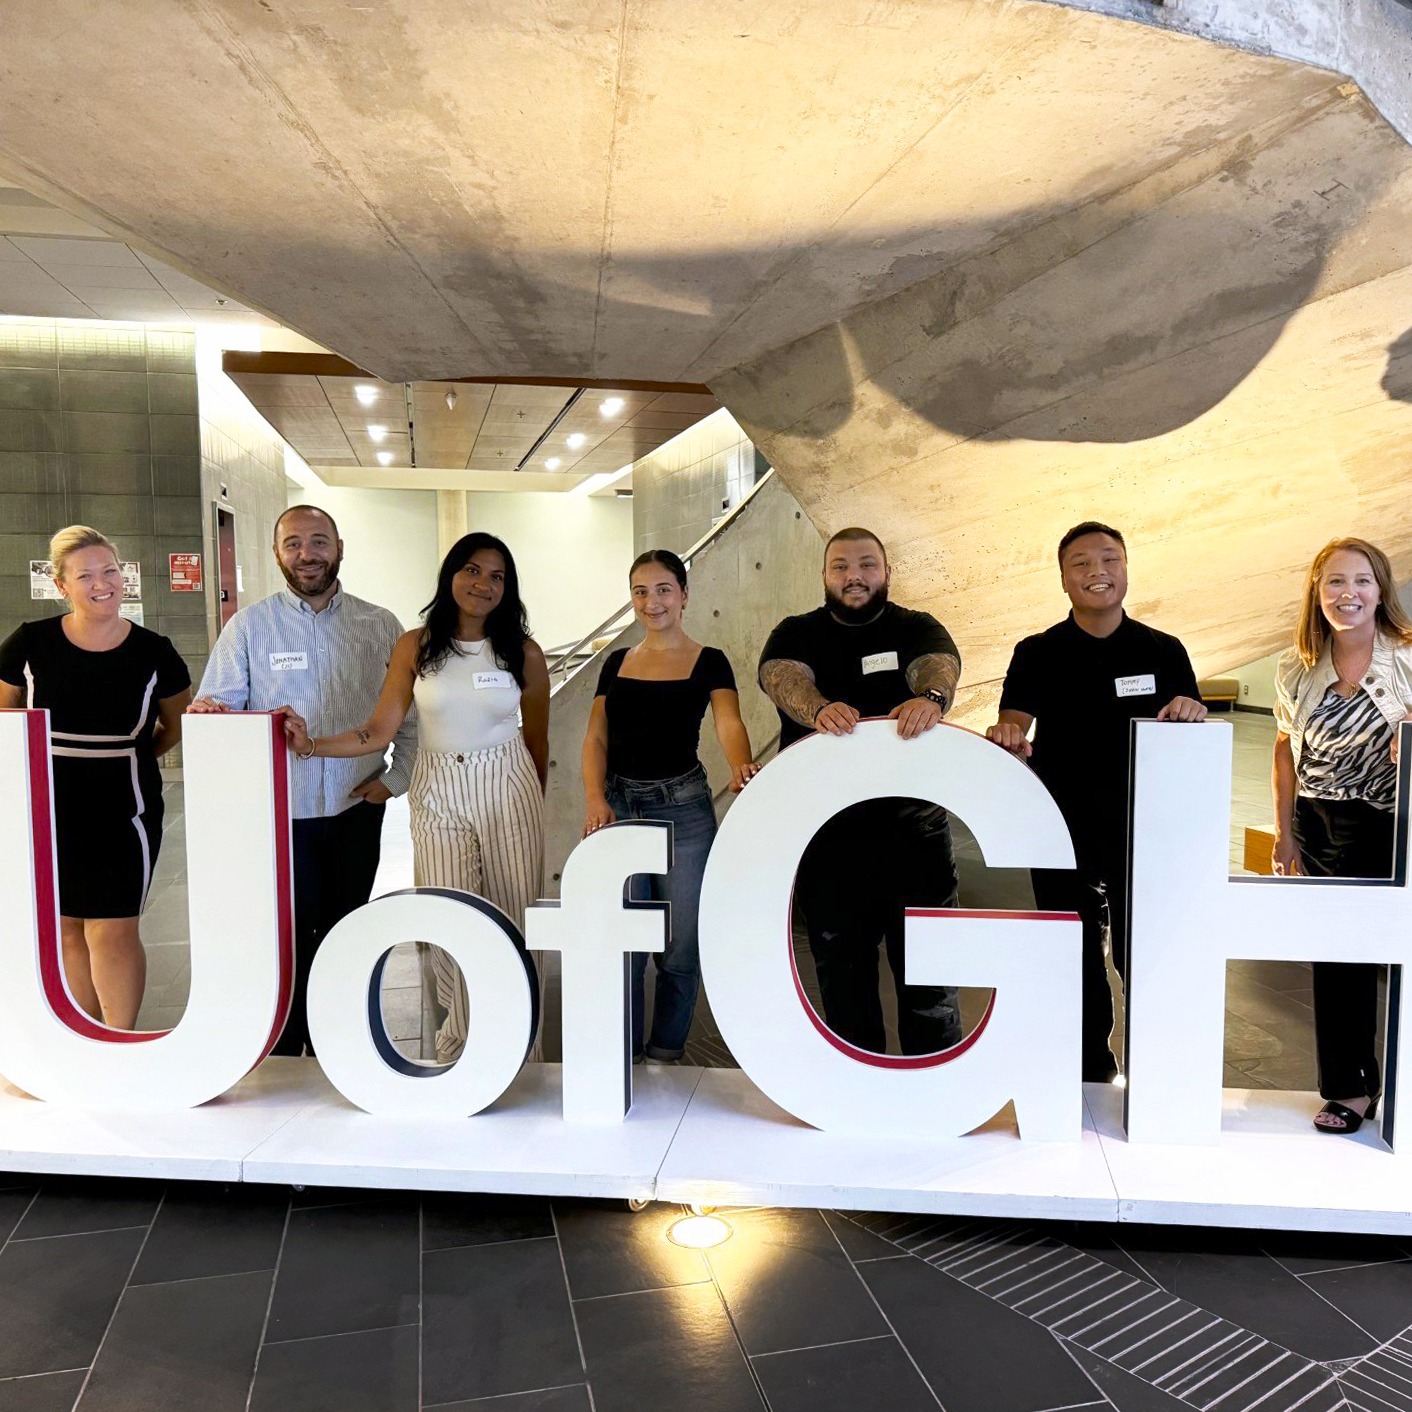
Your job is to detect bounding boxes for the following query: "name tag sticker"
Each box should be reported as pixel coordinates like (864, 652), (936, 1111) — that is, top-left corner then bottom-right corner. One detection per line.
(473, 670), (514, 690)
(862, 650), (899, 676)
(1115, 673), (1156, 698)
(269, 652), (308, 671)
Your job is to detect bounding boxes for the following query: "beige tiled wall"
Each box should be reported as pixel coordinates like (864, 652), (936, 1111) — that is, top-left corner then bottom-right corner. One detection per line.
(631, 408), (767, 558)
(0, 320), (208, 685)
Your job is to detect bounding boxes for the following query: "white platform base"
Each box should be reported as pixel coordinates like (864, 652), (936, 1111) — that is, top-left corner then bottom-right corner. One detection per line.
(2, 1062), (1410, 1233)
(655, 1068), (1117, 1221)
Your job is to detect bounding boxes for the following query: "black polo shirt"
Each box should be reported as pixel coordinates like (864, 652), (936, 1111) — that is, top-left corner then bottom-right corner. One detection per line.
(759, 602), (960, 750)
(998, 612), (1199, 847)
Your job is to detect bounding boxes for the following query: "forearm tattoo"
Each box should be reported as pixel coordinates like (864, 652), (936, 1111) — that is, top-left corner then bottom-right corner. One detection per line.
(759, 659), (829, 729)
(906, 653), (961, 714)
(355, 728), (371, 746)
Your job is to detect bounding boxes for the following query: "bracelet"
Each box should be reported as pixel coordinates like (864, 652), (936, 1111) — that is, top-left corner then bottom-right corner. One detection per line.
(297, 738), (317, 761)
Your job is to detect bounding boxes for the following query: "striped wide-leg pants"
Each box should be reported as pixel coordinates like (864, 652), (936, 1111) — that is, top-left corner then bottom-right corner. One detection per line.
(408, 736), (545, 1062)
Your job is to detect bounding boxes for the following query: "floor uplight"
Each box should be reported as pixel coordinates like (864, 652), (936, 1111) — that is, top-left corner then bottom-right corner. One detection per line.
(666, 1214), (731, 1249)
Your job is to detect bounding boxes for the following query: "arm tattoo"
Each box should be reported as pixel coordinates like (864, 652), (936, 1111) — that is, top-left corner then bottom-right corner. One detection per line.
(906, 652), (961, 714)
(759, 659), (829, 729)
(355, 728), (371, 746)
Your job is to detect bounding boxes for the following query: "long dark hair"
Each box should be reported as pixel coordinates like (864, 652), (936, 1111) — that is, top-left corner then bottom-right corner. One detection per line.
(417, 532), (530, 685)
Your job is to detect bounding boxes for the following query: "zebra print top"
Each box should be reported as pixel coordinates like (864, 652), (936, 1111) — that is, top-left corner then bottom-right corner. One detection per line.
(1297, 684), (1396, 811)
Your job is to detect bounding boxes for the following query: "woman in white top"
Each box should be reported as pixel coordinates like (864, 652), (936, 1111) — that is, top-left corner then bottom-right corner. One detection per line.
(280, 532), (549, 1061)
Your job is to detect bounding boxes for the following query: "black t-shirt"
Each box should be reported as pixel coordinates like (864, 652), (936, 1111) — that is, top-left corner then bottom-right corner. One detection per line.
(596, 645), (736, 781)
(758, 602), (960, 750)
(998, 612), (1200, 844)
(0, 615), (191, 800)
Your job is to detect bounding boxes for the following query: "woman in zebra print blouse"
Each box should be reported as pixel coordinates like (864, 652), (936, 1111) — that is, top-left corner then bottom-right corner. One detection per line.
(1273, 538), (1412, 1134)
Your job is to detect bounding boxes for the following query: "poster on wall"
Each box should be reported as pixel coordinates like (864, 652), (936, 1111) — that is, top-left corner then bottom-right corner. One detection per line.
(27, 563), (59, 601)
(121, 562), (140, 601)
(169, 553), (202, 591)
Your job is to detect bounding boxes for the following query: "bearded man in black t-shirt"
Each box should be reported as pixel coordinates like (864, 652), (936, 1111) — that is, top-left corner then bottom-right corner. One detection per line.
(758, 527), (964, 1056)
(985, 521), (1206, 1083)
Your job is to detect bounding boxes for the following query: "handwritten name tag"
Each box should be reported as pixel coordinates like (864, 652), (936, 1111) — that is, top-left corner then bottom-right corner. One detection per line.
(862, 651), (899, 676)
(1115, 673), (1156, 698)
(270, 652), (308, 671)
(473, 670), (515, 691)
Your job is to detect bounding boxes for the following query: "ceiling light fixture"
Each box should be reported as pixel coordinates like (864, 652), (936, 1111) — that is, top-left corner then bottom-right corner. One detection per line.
(445, 389), (458, 412)
(376, 450), (394, 466)
(666, 1214), (731, 1250)
(366, 424), (388, 443)
(355, 385), (379, 406)
(545, 456), (562, 471)
(599, 397), (625, 417)
(565, 432), (586, 450)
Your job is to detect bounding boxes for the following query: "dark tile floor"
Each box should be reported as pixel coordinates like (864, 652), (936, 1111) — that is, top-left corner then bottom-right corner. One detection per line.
(2, 1176), (1412, 1411)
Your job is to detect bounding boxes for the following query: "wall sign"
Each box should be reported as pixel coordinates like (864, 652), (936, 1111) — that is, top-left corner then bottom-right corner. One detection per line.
(0, 713), (1406, 1160)
(169, 553), (202, 591)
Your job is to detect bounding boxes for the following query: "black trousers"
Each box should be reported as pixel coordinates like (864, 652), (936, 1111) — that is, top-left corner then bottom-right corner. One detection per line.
(795, 799), (962, 1056)
(1292, 795), (1391, 1101)
(1032, 839), (1128, 1084)
(275, 802), (386, 1057)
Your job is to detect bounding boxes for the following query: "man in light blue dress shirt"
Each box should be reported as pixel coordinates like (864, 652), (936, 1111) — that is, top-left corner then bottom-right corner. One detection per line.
(190, 505), (417, 1056)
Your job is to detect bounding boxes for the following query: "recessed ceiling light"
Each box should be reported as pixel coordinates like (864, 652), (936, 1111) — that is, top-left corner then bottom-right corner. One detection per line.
(599, 397), (625, 417)
(367, 424), (388, 442)
(355, 385), (378, 406)
(545, 456), (562, 470)
(445, 388), (458, 412)
(565, 432), (586, 450)
(376, 451), (394, 466)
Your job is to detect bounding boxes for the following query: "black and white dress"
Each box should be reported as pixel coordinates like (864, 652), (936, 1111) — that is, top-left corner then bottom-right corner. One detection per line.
(0, 617), (190, 918)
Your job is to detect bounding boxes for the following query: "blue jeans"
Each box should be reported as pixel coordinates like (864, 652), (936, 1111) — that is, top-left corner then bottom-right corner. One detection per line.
(605, 764), (717, 1060)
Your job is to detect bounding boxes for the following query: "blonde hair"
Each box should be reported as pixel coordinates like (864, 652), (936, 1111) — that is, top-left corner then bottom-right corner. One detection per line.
(1294, 537), (1412, 667)
(49, 525), (119, 583)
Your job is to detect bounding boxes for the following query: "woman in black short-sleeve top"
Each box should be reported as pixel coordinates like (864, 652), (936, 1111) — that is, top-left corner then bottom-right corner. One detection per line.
(580, 549), (759, 1061)
(0, 526), (191, 1030)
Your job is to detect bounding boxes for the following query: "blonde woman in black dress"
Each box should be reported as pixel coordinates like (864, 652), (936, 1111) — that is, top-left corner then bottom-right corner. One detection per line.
(0, 527), (191, 1029)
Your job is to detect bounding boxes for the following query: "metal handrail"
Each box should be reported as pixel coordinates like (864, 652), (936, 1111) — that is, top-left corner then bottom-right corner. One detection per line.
(547, 467), (778, 688)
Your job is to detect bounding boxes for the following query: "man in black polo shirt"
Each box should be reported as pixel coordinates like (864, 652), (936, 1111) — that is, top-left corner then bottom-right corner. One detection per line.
(759, 527), (963, 1055)
(986, 521), (1205, 1082)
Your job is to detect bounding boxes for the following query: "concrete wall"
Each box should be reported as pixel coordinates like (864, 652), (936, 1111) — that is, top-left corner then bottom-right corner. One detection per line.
(289, 484), (438, 632)
(632, 409), (765, 558)
(540, 471), (823, 896)
(0, 318), (209, 679)
(195, 350), (291, 660)
(1053, 0), (1412, 142)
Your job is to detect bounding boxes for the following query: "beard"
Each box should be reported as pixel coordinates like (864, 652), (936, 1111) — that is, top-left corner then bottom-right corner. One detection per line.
(824, 581), (889, 625)
(280, 553), (341, 600)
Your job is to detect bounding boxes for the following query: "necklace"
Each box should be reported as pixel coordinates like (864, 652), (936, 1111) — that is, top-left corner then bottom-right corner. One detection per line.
(1332, 640), (1373, 695)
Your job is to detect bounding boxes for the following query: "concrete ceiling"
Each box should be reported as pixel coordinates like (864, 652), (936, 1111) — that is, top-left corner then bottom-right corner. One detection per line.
(4, 0), (1412, 718)
(0, 0), (1356, 384)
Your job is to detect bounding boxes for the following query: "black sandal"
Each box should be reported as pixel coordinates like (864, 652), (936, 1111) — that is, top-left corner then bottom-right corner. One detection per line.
(1313, 1094), (1380, 1135)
